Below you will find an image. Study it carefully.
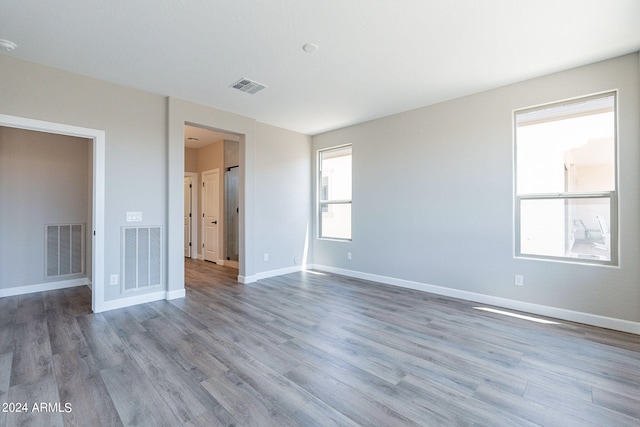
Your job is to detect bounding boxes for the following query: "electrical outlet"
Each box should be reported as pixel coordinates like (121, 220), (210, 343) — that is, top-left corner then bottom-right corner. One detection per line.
(264, 253), (269, 262)
(110, 274), (119, 285)
(347, 252), (352, 261)
(515, 275), (524, 286)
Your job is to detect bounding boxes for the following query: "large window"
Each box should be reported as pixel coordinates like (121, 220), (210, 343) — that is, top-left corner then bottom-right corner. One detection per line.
(319, 145), (352, 240)
(515, 92), (617, 264)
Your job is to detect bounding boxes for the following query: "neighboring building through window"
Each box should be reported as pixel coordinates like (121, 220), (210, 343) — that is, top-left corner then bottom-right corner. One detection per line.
(515, 92), (617, 264)
(319, 145), (352, 240)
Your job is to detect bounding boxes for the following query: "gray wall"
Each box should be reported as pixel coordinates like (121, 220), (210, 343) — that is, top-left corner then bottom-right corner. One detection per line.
(312, 53), (640, 323)
(3, 50), (637, 325)
(255, 123), (312, 272)
(1, 55), (169, 302)
(2, 55), (313, 302)
(0, 127), (90, 288)
(167, 98), (312, 286)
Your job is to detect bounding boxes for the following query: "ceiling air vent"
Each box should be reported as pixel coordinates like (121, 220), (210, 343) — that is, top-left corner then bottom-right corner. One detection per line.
(230, 78), (268, 95)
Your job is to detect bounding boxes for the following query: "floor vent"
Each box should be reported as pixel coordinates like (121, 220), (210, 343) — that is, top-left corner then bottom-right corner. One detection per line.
(46, 224), (85, 278)
(122, 226), (162, 291)
(230, 77), (268, 94)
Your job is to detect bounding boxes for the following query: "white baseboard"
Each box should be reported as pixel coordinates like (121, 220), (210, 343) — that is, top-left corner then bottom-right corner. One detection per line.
(95, 287), (190, 312)
(166, 288), (186, 300)
(256, 265), (304, 280)
(0, 277), (90, 298)
(239, 265), (306, 284)
(310, 264), (640, 335)
(238, 274), (256, 284)
(97, 290), (167, 312)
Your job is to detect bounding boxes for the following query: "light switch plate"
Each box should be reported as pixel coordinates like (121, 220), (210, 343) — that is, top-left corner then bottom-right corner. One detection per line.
(126, 211), (142, 222)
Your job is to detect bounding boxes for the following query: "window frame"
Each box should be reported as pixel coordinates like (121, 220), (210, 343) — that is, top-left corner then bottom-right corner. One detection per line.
(317, 144), (352, 241)
(513, 91), (618, 266)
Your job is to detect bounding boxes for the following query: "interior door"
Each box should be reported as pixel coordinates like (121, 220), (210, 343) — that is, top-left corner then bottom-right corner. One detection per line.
(184, 176), (192, 257)
(225, 167), (239, 263)
(202, 169), (220, 262)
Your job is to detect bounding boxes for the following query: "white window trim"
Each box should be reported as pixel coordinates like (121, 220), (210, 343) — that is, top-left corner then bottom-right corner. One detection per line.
(513, 91), (618, 266)
(318, 144), (352, 241)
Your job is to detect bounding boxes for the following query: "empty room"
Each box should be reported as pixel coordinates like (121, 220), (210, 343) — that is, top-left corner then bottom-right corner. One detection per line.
(1, 1), (639, 426)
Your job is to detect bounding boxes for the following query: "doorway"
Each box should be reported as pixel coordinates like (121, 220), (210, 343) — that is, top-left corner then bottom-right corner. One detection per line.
(183, 124), (241, 269)
(0, 114), (105, 312)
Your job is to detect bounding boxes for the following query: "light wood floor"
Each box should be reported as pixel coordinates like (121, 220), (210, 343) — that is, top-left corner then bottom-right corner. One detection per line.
(2, 259), (640, 426)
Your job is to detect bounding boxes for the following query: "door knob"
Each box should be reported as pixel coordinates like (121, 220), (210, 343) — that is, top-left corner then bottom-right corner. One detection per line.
(212, 221), (217, 224)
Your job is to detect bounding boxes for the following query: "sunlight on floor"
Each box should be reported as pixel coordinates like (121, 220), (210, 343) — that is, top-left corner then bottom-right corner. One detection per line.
(473, 306), (560, 325)
(303, 270), (327, 276)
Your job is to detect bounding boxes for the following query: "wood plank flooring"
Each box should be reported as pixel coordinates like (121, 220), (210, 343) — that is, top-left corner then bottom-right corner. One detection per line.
(2, 258), (640, 426)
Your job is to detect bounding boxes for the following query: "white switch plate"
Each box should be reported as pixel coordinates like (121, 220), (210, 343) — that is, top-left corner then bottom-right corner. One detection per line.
(515, 275), (524, 286)
(347, 252), (352, 260)
(263, 253), (269, 261)
(110, 274), (119, 285)
(126, 211), (142, 222)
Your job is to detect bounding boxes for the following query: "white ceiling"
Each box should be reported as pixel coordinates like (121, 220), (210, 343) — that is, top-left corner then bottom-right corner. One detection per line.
(184, 125), (239, 149)
(184, 124), (240, 149)
(1, 1), (639, 135)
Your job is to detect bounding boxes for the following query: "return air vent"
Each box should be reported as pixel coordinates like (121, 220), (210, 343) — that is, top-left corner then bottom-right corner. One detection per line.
(122, 226), (162, 291)
(46, 224), (85, 278)
(230, 78), (268, 94)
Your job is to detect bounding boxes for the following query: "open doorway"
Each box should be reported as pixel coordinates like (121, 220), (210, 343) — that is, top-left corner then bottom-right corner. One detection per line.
(0, 114), (105, 312)
(184, 124), (240, 273)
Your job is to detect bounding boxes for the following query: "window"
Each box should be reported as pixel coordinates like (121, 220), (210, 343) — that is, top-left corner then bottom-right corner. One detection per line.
(319, 145), (352, 240)
(515, 92), (617, 264)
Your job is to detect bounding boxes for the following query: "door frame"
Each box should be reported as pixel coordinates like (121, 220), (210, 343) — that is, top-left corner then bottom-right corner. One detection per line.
(0, 114), (106, 313)
(168, 98), (255, 292)
(184, 172), (198, 259)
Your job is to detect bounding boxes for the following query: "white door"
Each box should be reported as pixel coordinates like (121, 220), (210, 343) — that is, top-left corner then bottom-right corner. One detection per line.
(184, 176), (192, 257)
(202, 169), (220, 262)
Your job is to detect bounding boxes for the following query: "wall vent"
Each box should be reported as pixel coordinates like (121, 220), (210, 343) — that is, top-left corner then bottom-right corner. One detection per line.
(230, 78), (268, 94)
(122, 226), (162, 291)
(46, 224), (85, 278)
